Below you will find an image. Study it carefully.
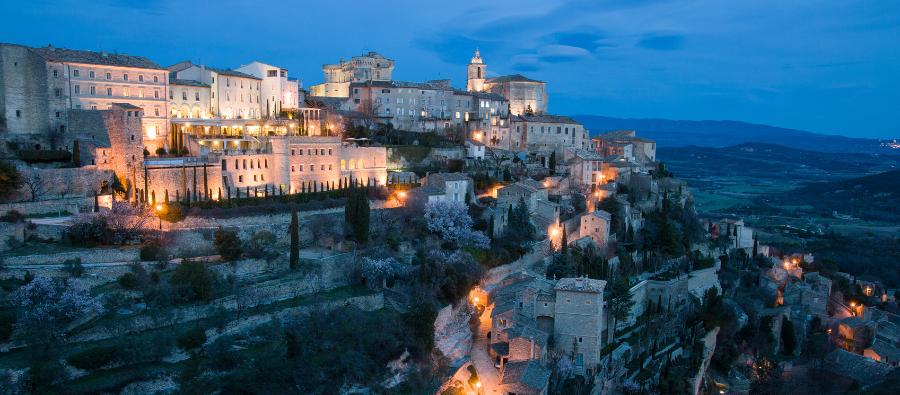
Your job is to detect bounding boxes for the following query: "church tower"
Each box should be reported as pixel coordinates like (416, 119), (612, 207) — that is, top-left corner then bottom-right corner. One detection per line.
(467, 48), (486, 92)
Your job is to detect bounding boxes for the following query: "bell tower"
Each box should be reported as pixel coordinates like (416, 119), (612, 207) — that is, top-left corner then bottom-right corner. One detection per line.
(467, 48), (486, 92)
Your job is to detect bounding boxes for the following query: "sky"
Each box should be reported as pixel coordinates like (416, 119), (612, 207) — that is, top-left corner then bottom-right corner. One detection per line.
(2, 0), (898, 139)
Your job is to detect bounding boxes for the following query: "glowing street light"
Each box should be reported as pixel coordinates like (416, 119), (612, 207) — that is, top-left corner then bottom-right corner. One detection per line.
(156, 204), (163, 230)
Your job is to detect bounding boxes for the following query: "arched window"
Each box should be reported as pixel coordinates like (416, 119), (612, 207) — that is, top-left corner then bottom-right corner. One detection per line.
(358, 159), (365, 169)
(340, 160), (346, 170)
(349, 160), (356, 170)
(477, 67), (481, 79)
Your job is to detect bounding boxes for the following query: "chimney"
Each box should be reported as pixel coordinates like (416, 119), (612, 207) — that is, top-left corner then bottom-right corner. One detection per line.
(100, 50), (108, 58)
(575, 278), (584, 288)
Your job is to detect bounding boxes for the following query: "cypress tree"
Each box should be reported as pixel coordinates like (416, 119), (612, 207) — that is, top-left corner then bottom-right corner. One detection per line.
(265, 186), (269, 198)
(151, 190), (156, 205)
(236, 188), (241, 199)
(345, 182), (357, 237)
(561, 226), (568, 256)
(255, 187), (258, 197)
(290, 207), (299, 269)
(246, 186), (250, 197)
(465, 192), (472, 205)
(93, 191), (99, 212)
(72, 140), (81, 167)
(488, 215), (495, 239)
(507, 204), (513, 224)
(355, 186), (370, 244)
(176, 190), (180, 202)
(549, 151), (557, 174)
(165, 189), (169, 203)
(217, 188), (221, 201)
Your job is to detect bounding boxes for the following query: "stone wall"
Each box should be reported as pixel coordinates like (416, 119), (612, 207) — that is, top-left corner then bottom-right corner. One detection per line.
(3, 167), (115, 203)
(688, 267), (720, 293)
(481, 240), (549, 285)
(0, 222), (65, 252)
(0, 194), (112, 216)
(3, 247), (140, 266)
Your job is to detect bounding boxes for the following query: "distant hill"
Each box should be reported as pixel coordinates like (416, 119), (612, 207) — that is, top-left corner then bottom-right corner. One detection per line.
(766, 169), (900, 221)
(571, 115), (897, 155)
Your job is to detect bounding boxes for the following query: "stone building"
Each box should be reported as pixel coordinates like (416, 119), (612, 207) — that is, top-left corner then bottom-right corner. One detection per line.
(508, 114), (588, 154)
(580, 210), (611, 250)
(0, 43), (168, 152)
(465, 50), (548, 116)
(489, 273), (606, 382)
(564, 148), (606, 191)
(309, 52), (394, 98)
(592, 129), (657, 167)
(235, 61), (301, 116)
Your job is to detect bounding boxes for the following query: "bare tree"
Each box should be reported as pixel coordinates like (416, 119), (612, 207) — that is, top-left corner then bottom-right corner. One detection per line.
(22, 169), (50, 202)
(102, 201), (153, 245)
(355, 98), (381, 131)
(485, 148), (508, 179)
(58, 179), (72, 199)
(370, 208), (405, 238)
(305, 214), (339, 257)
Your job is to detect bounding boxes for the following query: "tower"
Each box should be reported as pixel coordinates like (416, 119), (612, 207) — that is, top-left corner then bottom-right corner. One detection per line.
(467, 48), (486, 92)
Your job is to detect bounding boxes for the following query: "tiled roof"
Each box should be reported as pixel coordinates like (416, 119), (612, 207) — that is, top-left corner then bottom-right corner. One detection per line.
(205, 66), (261, 80)
(825, 349), (894, 385)
(597, 183), (617, 191)
(507, 325), (550, 348)
(111, 103), (143, 110)
(486, 74), (544, 84)
(471, 91), (509, 102)
(570, 148), (604, 161)
(350, 80), (453, 91)
(511, 114), (582, 125)
(467, 139), (485, 147)
(491, 301), (515, 317)
(536, 293), (556, 302)
(597, 129), (656, 143)
(519, 179), (546, 190)
(591, 210), (612, 220)
(840, 316), (868, 329)
(433, 173), (472, 182)
(169, 78), (210, 88)
(500, 360), (552, 391)
(490, 342), (510, 356)
(555, 277), (606, 293)
(869, 340), (900, 360)
(31, 46), (165, 70)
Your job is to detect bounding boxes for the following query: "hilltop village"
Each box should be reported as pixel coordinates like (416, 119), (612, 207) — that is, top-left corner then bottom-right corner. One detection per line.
(0, 44), (893, 395)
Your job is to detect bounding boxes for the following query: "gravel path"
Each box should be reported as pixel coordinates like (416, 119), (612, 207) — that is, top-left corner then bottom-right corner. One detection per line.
(470, 303), (502, 394)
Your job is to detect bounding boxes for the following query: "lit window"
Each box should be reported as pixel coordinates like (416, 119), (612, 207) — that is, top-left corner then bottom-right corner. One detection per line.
(139, 89), (144, 98)
(124, 88), (129, 97)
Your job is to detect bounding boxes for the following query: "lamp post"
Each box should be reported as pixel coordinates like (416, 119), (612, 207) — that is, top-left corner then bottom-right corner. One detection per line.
(156, 204), (163, 230)
(476, 381), (482, 395)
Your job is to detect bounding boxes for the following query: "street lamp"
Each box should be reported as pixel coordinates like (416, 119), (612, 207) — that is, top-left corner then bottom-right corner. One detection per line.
(476, 381), (482, 395)
(156, 205), (163, 230)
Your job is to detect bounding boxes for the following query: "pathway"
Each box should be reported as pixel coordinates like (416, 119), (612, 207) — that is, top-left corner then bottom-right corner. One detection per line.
(470, 302), (502, 394)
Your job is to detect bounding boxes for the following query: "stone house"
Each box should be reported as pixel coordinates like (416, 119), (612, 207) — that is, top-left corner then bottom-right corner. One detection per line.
(580, 210), (611, 251)
(864, 340), (900, 367)
(499, 360), (551, 395)
(825, 349), (895, 388)
(564, 147), (606, 192)
(839, 316), (875, 350)
(592, 130), (657, 167)
(466, 138), (485, 159)
(235, 61), (301, 115)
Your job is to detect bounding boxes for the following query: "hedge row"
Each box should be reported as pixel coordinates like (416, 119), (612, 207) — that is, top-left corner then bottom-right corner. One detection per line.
(18, 149), (72, 163)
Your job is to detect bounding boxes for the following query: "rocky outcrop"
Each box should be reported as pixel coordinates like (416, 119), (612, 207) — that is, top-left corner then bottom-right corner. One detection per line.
(435, 303), (475, 368)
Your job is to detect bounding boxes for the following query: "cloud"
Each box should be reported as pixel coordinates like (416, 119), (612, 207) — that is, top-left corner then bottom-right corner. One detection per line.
(636, 34), (685, 51)
(547, 31), (606, 50)
(537, 45), (591, 63)
(509, 54), (542, 72)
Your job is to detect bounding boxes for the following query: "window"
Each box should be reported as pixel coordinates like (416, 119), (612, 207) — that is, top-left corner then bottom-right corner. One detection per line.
(139, 75), (144, 82)
(299, 165), (303, 172)
(53, 70), (58, 77)
(261, 174), (264, 181)
(222, 160), (227, 170)
(182, 91), (187, 100)
(578, 337), (583, 343)
(106, 72), (111, 80)
(73, 70), (79, 77)
(575, 354), (583, 366)
(280, 70), (285, 77)
(139, 89), (144, 98)
(226, 92), (230, 101)
(108, 88), (112, 96)
(15, 110), (20, 117)
(253, 175), (257, 181)
(154, 90), (159, 99)
(195, 92), (200, 101)
(264, 159), (268, 168)
(55, 89), (61, 97)
(239, 175), (243, 183)
(267, 70), (277, 77)
(544, 303), (548, 307)
(321, 165), (324, 170)
(130, 135), (135, 141)
(155, 108), (159, 116)
(89, 86), (96, 95)
(328, 149), (332, 155)
(226, 77), (230, 87)
(169, 90), (173, 99)
(243, 159), (247, 169)
(499, 319), (507, 326)
(55, 111), (60, 118)
(328, 164), (332, 170)
(124, 88), (129, 97)
(123, 74), (128, 81)
(153, 76), (158, 83)
(291, 150), (295, 156)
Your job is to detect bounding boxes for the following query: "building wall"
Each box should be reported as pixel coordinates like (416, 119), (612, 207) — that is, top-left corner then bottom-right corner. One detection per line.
(581, 214), (610, 250)
(484, 81), (548, 116)
(554, 289), (603, 368)
(168, 83), (211, 119)
(0, 43), (52, 135)
(512, 119), (587, 154)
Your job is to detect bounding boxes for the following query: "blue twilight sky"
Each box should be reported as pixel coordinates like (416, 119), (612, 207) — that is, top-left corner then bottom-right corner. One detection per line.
(2, 0), (898, 138)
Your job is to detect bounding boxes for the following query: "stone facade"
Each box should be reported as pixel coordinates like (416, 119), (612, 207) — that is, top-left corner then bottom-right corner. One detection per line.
(509, 114), (588, 154)
(310, 52), (394, 98)
(580, 211), (611, 250)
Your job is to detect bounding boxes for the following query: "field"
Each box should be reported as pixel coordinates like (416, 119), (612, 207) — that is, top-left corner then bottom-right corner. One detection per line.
(690, 182), (800, 212)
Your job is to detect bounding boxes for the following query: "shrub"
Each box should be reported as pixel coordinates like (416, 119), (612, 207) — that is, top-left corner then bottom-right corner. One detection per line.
(63, 258), (85, 277)
(17, 149), (72, 163)
(143, 148), (150, 157)
(244, 230), (277, 260)
(213, 226), (242, 261)
(179, 147), (190, 156)
(140, 242), (163, 261)
(155, 147), (166, 156)
(67, 346), (117, 370)
(168, 147), (179, 156)
(0, 310), (15, 341)
(0, 210), (25, 223)
(177, 327), (207, 350)
(62, 217), (111, 247)
(0, 161), (24, 200)
(158, 203), (185, 223)
(118, 272), (138, 290)
(171, 258), (215, 302)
